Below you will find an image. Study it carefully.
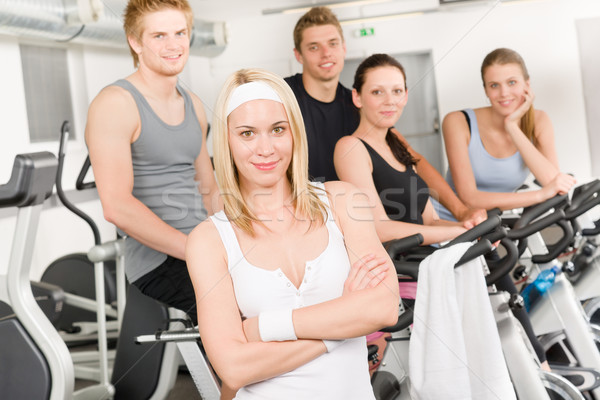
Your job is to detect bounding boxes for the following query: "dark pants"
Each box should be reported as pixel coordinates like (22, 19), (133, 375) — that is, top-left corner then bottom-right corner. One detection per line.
(132, 256), (198, 325)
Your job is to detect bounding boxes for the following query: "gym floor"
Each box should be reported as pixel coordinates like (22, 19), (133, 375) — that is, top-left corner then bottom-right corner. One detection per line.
(72, 340), (202, 399)
(75, 371), (202, 399)
(166, 371), (203, 399)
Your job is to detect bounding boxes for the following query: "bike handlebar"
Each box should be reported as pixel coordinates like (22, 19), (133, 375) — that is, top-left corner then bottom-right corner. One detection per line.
(383, 234), (424, 260)
(0, 152), (57, 208)
(485, 237), (519, 285)
(531, 219), (574, 264)
(444, 214), (501, 247)
(566, 179), (600, 218)
(512, 194), (569, 232)
(507, 208), (566, 241)
(383, 237), (512, 333)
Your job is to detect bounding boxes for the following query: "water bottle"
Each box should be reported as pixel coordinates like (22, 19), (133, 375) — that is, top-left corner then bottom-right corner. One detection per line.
(521, 266), (561, 312)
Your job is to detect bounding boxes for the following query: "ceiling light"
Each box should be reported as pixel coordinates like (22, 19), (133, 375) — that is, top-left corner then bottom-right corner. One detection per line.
(339, 11), (426, 25)
(263, 0), (391, 15)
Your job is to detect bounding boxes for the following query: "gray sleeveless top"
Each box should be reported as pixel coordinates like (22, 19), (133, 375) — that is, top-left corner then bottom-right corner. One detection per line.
(112, 79), (208, 282)
(434, 108), (529, 221)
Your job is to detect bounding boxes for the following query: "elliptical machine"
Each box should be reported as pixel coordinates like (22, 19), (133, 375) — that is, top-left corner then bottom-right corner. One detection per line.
(46, 121), (125, 386)
(0, 124), (204, 399)
(0, 151), (113, 399)
(48, 122), (202, 399)
(40, 124), (124, 341)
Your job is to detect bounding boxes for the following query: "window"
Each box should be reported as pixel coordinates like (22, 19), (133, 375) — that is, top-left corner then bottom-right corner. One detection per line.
(20, 44), (75, 142)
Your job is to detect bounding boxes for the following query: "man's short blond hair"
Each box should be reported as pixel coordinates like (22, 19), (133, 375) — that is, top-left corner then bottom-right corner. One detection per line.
(293, 7), (344, 53)
(123, 0), (194, 68)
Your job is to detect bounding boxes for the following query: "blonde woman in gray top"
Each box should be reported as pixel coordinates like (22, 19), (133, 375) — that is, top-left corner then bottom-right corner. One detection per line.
(442, 48), (575, 212)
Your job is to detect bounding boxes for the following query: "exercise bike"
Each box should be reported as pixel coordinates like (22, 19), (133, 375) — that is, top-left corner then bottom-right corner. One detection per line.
(511, 186), (600, 398)
(555, 180), (600, 335)
(372, 210), (584, 399)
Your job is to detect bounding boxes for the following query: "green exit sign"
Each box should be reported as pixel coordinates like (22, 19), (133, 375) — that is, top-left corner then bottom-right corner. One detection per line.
(357, 27), (375, 37)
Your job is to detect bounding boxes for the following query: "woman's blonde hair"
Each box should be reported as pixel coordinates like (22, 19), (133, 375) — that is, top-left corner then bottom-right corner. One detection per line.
(481, 48), (536, 145)
(212, 68), (327, 235)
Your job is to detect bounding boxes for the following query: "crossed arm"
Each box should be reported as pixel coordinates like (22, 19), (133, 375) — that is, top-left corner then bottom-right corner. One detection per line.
(186, 181), (399, 390)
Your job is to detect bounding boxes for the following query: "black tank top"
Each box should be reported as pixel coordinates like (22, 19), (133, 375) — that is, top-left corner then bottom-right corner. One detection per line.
(360, 139), (429, 224)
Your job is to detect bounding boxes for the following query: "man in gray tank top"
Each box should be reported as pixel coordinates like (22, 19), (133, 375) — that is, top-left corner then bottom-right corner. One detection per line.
(84, 0), (221, 325)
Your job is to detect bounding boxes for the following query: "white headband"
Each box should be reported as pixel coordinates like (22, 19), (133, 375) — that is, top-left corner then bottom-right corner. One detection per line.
(226, 81), (283, 116)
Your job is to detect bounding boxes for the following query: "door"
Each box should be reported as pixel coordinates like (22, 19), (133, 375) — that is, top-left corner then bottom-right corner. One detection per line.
(339, 51), (443, 173)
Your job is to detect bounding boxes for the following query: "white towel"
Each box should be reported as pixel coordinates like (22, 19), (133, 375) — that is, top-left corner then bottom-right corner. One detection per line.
(408, 242), (515, 400)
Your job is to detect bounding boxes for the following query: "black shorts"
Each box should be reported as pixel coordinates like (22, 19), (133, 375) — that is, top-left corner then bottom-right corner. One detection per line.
(132, 256), (197, 325)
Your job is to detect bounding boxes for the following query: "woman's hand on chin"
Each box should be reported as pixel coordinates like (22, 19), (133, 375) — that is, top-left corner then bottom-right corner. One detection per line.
(504, 87), (535, 130)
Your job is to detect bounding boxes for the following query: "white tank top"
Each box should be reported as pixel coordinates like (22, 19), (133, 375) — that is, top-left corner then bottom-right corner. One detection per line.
(210, 183), (375, 400)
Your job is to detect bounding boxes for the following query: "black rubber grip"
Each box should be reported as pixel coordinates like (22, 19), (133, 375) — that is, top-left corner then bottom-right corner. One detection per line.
(513, 194), (568, 231)
(481, 225), (507, 244)
(393, 239), (494, 280)
(444, 215), (501, 247)
(486, 237), (519, 286)
(487, 207), (502, 217)
(393, 260), (419, 280)
(384, 234), (424, 259)
(380, 308), (414, 333)
(456, 240), (493, 267)
(507, 209), (566, 240)
(582, 220), (600, 236)
(75, 155), (97, 190)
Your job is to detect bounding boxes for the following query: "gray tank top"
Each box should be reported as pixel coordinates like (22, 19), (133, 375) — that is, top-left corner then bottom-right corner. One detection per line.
(434, 108), (529, 221)
(446, 108), (529, 193)
(112, 79), (208, 282)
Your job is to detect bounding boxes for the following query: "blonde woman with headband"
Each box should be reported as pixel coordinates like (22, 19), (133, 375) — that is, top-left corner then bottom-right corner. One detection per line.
(186, 69), (398, 399)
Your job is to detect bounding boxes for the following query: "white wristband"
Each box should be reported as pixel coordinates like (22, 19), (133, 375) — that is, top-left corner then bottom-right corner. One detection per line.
(323, 339), (345, 353)
(258, 309), (297, 342)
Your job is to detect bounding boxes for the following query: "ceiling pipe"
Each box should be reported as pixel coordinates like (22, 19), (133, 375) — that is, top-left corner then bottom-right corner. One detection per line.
(0, 0), (229, 57)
